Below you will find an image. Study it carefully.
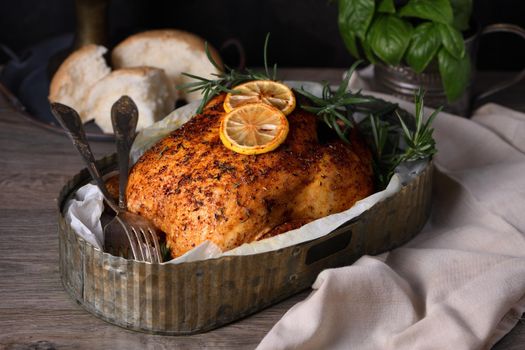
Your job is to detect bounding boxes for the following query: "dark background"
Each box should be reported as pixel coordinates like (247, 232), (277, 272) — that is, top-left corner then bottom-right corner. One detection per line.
(0, 0), (524, 70)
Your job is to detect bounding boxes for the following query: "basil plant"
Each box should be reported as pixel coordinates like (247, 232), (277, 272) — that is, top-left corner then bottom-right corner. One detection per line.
(338, 0), (473, 102)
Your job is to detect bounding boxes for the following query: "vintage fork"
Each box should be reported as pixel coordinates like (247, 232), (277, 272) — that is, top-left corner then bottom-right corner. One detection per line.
(50, 99), (161, 263)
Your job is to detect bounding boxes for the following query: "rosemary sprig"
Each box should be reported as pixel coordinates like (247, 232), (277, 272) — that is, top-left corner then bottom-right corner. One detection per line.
(159, 242), (172, 262)
(295, 61), (377, 143)
(365, 114), (402, 188)
(366, 89), (438, 188)
(178, 33), (277, 113)
(298, 63), (438, 188)
(396, 90), (439, 162)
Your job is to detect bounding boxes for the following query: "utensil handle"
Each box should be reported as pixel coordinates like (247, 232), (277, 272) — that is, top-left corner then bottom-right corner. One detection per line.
(111, 96), (139, 209)
(50, 102), (119, 213)
(474, 23), (525, 102)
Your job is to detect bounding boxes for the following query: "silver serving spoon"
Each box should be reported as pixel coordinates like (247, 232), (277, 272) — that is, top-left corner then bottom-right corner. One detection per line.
(111, 95), (137, 210)
(104, 96), (162, 262)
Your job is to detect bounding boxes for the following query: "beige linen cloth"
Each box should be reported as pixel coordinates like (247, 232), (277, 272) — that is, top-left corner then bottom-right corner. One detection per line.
(257, 99), (525, 350)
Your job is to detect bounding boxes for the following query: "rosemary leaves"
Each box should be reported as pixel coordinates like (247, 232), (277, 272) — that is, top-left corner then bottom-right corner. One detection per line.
(298, 64), (438, 188)
(178, 33), (277, 113)
(295, 61), (375, 143)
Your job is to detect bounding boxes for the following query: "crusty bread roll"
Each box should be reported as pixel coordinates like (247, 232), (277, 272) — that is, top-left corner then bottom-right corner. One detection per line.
(111, 29), (222, 102)
(49, 45), (111, 122)
(84, 67), (176, 134)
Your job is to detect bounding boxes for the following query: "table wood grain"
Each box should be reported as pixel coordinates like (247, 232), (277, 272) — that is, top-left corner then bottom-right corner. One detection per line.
(0, 69), (523, 350)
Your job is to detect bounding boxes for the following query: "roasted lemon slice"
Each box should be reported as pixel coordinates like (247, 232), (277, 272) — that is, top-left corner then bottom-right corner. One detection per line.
(219, 103), (289, 155)
(224, 80), (296, 115)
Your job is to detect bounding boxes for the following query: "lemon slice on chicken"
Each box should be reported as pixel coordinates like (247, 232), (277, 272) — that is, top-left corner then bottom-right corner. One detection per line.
(219, 103), (289, 155)
(224, 80), (296, 115)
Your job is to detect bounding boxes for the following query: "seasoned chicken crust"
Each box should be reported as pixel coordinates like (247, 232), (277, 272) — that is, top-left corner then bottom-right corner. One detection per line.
(126, 93), (374, 258)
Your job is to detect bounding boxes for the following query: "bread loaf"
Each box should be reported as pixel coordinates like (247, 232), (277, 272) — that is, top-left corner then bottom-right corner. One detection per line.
(111, 29), (222, 102)
(84, 67), (176, 133)
(49, 45), (111, 122)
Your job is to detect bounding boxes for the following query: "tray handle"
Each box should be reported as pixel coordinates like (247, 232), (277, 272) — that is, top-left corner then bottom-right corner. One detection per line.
(304, 219), (359, 265)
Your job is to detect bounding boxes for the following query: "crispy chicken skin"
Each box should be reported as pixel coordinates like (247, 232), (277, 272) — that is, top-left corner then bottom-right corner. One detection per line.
(126, 93), (374, 258)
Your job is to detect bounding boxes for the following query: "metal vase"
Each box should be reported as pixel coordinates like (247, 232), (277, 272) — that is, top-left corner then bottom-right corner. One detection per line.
(372, 23), (525, 117)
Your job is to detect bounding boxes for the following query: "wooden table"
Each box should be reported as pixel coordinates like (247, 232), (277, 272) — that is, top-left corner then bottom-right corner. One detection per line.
(1, 69), (524, 349)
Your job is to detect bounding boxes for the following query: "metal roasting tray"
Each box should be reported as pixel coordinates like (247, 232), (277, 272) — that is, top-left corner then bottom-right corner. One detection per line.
(57, 154), (433, 335)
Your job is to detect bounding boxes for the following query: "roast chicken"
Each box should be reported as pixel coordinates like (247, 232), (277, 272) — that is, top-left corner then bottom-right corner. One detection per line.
(126, 93), (374, 258)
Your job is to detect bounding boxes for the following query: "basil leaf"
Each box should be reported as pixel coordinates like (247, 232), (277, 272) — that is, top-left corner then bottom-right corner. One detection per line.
(438, 47), (471, 102)
(406, 22), (441, 73)
(438, 23), (465, 59)
(450, 0), (473, 31)
(399, 0), (453, 25)
(368, 14), (413, 65)
(360, 37), (378, 64)
(338, 0), (375, 40)
(378, 0), (395, 13)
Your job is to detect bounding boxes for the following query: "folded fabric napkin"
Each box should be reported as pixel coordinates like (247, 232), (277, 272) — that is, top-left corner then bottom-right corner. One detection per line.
(257, 98), (525, 350)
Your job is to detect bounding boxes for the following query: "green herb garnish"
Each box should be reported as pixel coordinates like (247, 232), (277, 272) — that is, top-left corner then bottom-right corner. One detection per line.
(397, 91), (439, 162)
(178, 33), (277, 113)
(159, 242), (172, 262)
(298, 64), (438, 188)
(295, 61), (378, 143)
(365, 89), (439, 188)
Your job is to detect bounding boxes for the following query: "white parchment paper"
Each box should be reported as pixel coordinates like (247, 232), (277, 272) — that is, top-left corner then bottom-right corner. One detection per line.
(66, 82), (425, 264)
